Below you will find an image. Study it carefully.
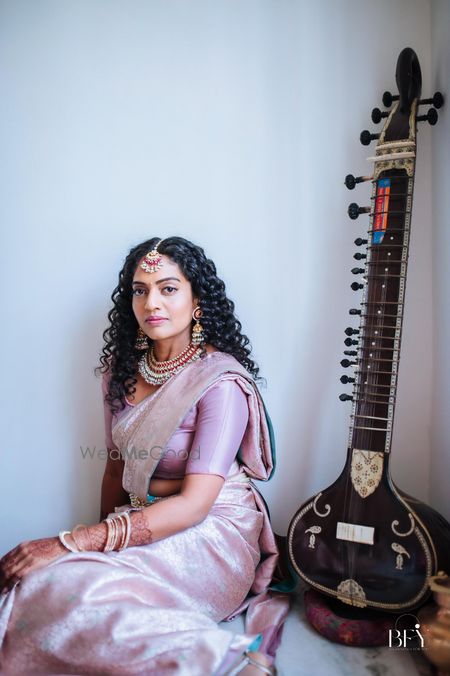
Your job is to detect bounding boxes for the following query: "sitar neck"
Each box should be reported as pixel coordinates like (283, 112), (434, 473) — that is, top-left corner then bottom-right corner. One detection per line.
(348, 100), (418, 455)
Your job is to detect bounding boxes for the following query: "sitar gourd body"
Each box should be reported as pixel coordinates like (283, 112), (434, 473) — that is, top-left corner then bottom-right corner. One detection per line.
(287, 48), (450, 612)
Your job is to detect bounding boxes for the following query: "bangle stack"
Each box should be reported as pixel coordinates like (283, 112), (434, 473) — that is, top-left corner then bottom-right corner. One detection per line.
(58, 512), (132, 553)
(103, 512), (132, 552)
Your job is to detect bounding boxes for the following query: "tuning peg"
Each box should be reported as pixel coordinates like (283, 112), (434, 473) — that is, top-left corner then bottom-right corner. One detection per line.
(344, 350), (357, 356)
(340, 359), (356, 368)
(348, 203), (371, 219)
(360, 130), (380, 145)
(354, 237), (368, 246)
(345, 327), (360, 336)
(344, 337), (358, 346)
(351, 281), (364, 290)
(340, 375), (355, 384)
(344, 174), (372, 190)
(349, 308), (361, 315)
(417, 108), (438, 125)
(419, 92), (444, 109)
(339, 393), (354, 402)
(382, 91), (399, 107)
(371, 107), (389, 124)
(353, 252), (366, 261)
(351, 267), (365, 275)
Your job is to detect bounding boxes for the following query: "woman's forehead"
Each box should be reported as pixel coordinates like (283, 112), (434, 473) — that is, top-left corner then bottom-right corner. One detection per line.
(133, 254), (186, 284)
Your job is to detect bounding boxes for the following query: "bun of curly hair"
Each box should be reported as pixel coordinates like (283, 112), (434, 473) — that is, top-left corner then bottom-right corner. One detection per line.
(94, 235), (265, 416)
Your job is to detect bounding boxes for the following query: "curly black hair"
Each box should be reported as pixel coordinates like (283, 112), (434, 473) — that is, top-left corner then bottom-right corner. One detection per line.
(94, 236), (265, 416)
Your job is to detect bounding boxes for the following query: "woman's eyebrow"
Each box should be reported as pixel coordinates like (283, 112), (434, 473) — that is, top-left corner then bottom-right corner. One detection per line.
(132, 277), (181, 286)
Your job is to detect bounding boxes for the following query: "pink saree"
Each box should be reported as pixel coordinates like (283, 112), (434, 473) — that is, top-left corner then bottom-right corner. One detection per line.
(0, 352), (292, 675)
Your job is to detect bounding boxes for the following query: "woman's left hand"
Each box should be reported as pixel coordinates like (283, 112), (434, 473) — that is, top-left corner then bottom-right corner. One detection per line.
(0, 536), (68, 593)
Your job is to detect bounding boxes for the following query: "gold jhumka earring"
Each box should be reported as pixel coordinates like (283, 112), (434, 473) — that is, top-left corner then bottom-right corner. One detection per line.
(192, 307), (204, 346)
(135, 327), (149, 350)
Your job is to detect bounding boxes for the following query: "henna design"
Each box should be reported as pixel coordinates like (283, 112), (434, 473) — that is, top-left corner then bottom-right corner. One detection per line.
(88, 522), (109, 551)
(71, 522), (108, 551)
(128, 509), (154, 547)
(0, 537), (67, 591)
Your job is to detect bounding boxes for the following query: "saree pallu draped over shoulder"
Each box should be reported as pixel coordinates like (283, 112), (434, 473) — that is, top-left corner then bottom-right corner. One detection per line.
(0, 352), (292, 675)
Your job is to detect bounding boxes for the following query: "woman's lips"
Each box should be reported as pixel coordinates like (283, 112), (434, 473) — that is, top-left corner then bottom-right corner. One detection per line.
(145, 318), (167, 325)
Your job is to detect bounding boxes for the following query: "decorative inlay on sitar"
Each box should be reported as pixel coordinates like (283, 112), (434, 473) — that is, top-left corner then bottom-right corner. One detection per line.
(287, 48), (450, 612)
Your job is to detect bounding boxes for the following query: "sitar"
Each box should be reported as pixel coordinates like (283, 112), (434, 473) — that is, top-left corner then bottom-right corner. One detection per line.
(287, 48), (450, 612)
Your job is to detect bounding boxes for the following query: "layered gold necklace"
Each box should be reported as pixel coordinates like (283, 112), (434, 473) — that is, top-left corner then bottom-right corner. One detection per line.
(138, 342), (202, 385)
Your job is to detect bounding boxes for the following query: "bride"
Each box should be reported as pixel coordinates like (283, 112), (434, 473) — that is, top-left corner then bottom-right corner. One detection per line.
(0, 236), (292, 675)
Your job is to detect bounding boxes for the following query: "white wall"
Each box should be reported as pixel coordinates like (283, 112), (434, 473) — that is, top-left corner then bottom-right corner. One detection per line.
(0, 0), (437, 554)
(430, 0), (450, 522)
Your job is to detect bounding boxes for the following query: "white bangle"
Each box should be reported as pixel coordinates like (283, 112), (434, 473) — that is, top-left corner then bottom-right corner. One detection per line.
(59, 530), (81, 552)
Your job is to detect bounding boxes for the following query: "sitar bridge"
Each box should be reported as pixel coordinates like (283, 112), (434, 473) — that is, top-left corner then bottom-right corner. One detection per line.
(336, 521), (375, 545)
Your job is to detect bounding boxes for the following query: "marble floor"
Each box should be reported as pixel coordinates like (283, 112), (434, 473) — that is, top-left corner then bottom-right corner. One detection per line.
(219, 586), (434, 676)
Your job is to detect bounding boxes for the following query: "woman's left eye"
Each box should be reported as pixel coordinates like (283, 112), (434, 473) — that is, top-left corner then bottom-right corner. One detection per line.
(163, 286), (177, 293)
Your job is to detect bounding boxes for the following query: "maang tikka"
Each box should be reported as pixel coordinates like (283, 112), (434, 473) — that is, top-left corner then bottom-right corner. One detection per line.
(140, 239), (164, 273)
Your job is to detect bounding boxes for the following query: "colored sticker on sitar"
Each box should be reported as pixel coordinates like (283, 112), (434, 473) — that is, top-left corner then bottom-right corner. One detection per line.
(373, 178), (391, 244)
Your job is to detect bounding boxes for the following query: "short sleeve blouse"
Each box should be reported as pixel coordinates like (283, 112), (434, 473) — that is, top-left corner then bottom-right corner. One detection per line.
(102, 373), (249, 480)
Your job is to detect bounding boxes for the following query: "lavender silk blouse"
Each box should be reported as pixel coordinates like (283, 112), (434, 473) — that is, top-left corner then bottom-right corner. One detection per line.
(102, 374), (249, 480)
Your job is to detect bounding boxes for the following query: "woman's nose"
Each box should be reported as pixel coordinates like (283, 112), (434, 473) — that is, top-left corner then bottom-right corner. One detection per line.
(144, 289), (161, 310)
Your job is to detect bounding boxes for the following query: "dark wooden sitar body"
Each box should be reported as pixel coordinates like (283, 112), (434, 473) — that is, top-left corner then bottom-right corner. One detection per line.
(287, 49), (450, 612)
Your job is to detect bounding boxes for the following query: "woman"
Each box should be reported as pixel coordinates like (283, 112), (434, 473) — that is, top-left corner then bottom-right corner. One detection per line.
(0, 236), (292, 675)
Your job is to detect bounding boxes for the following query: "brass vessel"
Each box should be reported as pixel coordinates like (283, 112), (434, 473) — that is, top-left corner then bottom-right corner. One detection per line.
(419, 571), (450, 675)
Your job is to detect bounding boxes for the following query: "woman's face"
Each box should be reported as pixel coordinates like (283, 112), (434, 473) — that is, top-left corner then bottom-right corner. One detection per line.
(132, 254), (198, 344)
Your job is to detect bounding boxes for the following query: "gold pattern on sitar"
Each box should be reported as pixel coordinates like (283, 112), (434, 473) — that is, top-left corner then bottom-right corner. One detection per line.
(305, 526), (322, 549)
(350, 449), (384, 498)
(337, 579), (367, 608)
(392, 512), (415, 537)
(392, 542), (410, 570)
(312, 492), (331, 518)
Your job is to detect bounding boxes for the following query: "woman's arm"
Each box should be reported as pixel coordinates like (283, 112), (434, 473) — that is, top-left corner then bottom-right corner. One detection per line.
(75, 485), (216, 552)
(100, 450), (129, 521)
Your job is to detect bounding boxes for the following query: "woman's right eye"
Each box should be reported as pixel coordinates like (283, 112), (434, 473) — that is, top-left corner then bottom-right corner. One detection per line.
(132, 288), (145, 296)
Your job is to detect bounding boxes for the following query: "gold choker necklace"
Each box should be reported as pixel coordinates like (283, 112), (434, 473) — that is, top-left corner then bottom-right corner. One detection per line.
(138, 343), (202, 385)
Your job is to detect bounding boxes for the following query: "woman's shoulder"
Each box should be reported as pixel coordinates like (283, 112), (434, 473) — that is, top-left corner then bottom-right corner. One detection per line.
(203, 344), (220, 355)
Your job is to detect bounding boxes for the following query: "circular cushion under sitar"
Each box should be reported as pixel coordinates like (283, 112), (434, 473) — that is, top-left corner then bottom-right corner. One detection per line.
(304, 589), (395, 646)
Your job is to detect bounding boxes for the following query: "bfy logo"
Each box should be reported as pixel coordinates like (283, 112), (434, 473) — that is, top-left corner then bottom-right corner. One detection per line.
(388, 613), (424, 650)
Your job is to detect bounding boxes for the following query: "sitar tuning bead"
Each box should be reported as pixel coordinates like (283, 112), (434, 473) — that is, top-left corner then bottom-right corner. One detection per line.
(344, 174), (372, 190)
(419, 92), (444, 109)
(417, 108), (438, 125)
(351, 281), (364, 290)
(339, 393), (353, 402)
(360, 130), (380, 146)
(348, 203), (370, 220)
(371, 107), (389, 124)
(382, 91), (399, 107)
(354, 237), (368, 246)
